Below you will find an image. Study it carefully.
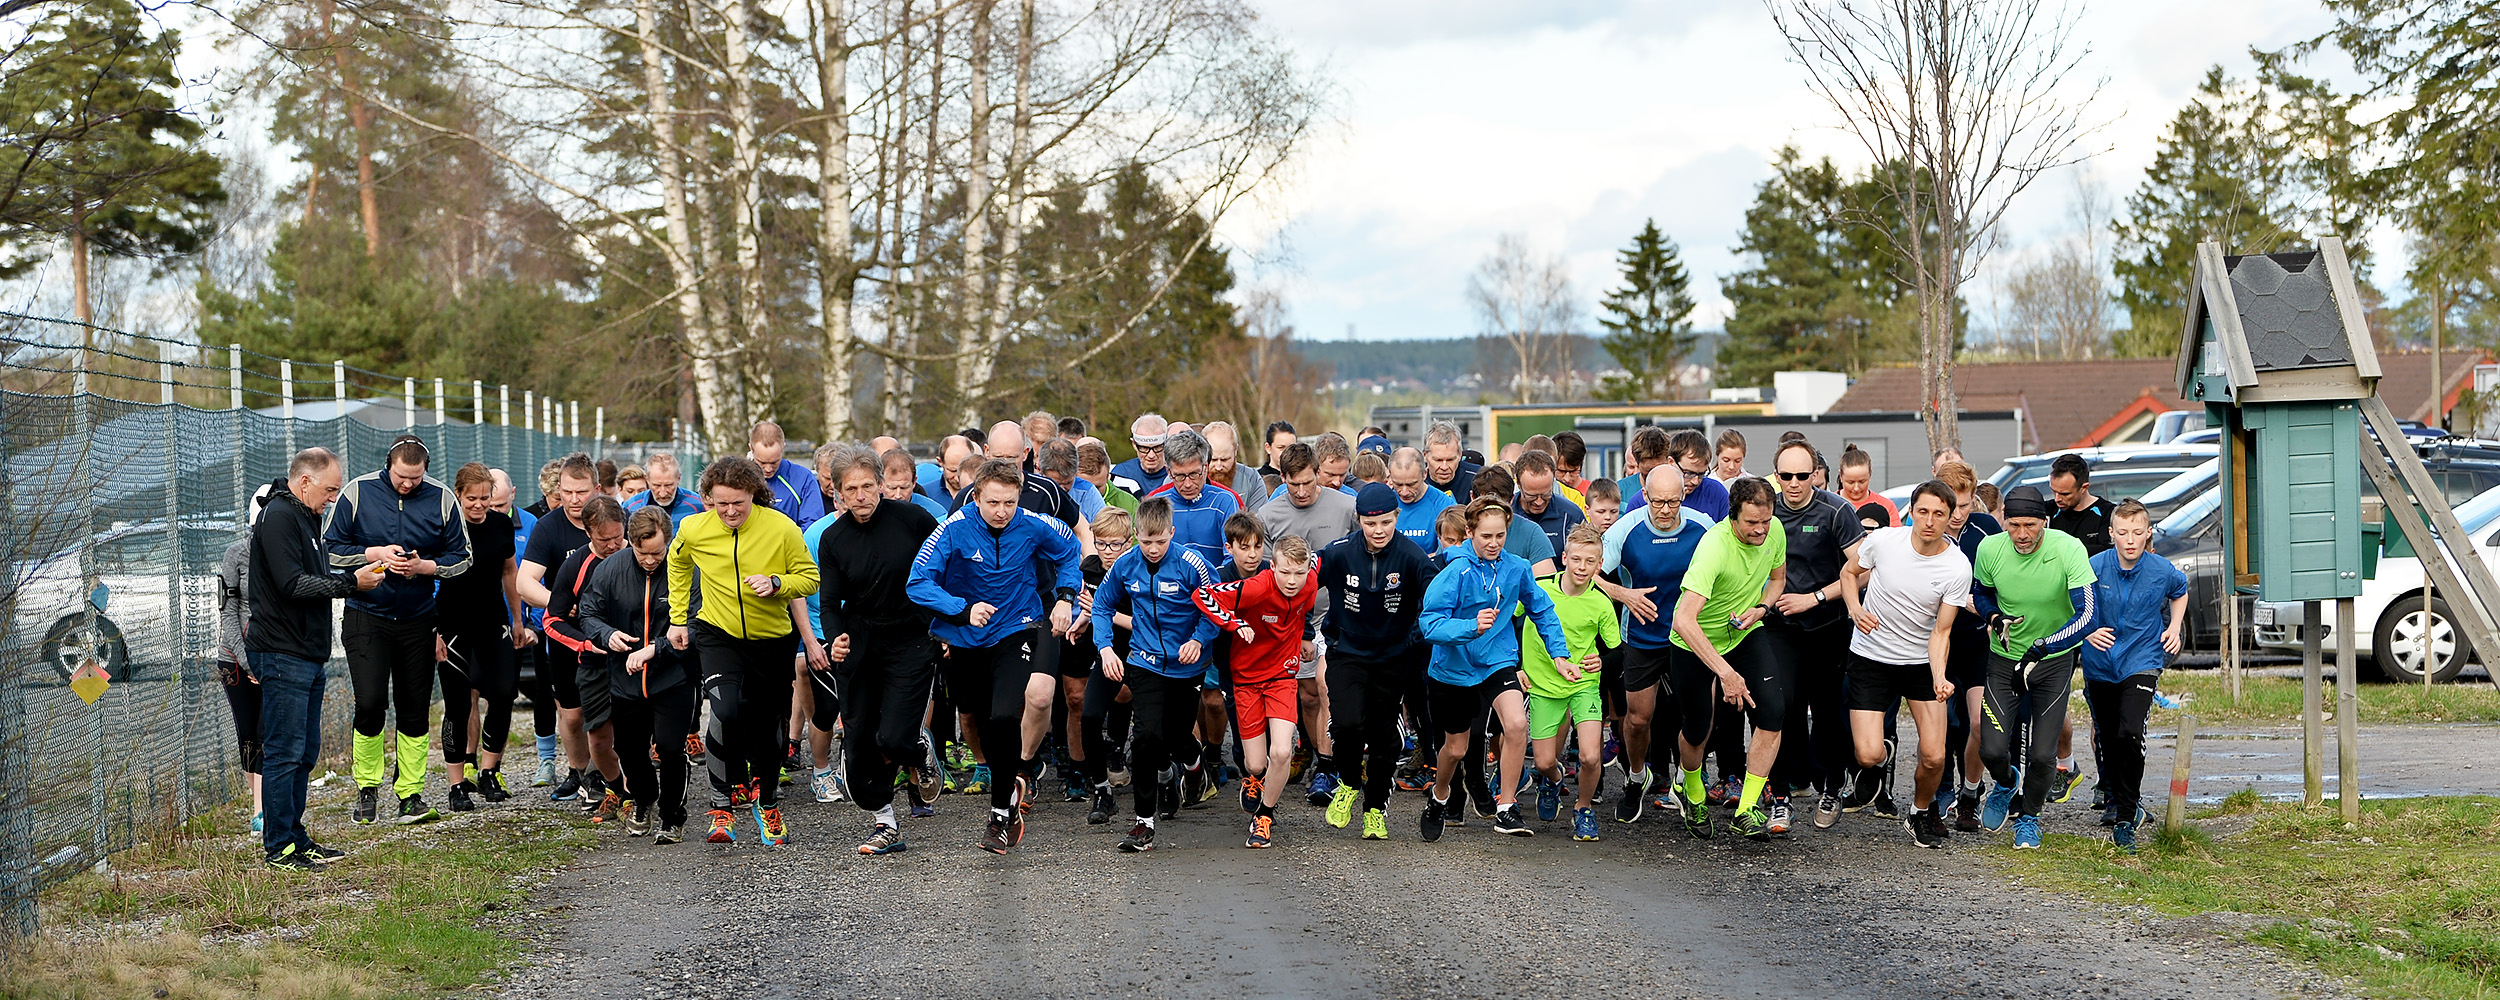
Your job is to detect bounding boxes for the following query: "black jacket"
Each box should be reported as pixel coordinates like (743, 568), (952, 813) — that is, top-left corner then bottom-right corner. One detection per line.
(246, 488), (361, 662)
(574, 550), (689, 698)
(1317, 532), (1438, 661)
(815, 499), (940, 639)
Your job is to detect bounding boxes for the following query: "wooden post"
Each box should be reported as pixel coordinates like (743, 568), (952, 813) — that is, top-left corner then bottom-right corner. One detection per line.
(2303, 599), (2324, 808)
(2337, 597), (2361, 823)
(2224, 586), (2242, 703)
(2166, 714), (2197, 831)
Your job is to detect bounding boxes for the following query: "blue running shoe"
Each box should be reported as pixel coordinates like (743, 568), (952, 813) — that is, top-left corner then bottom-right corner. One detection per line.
(2112, 818), (2137, 854)
(1981, 782), (2017, 833)
(962, 764), (992, 795)
(2013, 814), (2042, 850)
(1572, 806), (1600, 841)
(1536, 776), (1561, 822)
(1307, 770), (1340, 807)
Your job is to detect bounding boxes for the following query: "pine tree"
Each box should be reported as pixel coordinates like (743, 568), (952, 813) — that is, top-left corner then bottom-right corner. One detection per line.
(1717, 148), (1903, 388)
(2109, 67), (2300, 357)
(1594, 219), (1697, 401)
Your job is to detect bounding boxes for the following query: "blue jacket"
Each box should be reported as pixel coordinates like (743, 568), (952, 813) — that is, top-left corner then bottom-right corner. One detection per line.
(2081, 549), (2188, 683)
(1092, 546), (1220, 679)
(624, 487), (706, 529)
(1317, 531), (1438, 660)
(1143, 482), (1242, 569)
(322, 470), (473, 620)
(907, 507), (1082, 648)
(1394, 488), (1456, 548)
(1416, 545), (1570, 686)
(1111, 457), (1169, 496)
(761, 458), (826, 530)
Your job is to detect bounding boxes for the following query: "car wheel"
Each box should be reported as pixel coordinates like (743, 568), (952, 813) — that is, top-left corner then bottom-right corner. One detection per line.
(40, 612), (130, 684)
(2372, 595), (2470, 684)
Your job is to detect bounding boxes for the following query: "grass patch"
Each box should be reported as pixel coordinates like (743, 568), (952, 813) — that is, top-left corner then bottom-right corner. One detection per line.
(2004, 795), (2500, 999)
(2, 780), (593, 1000)
(2153, 671), (2500, 726)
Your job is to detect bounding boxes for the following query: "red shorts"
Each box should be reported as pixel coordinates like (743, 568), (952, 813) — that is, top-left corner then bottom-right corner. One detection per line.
(1231, 676), (1299, 735)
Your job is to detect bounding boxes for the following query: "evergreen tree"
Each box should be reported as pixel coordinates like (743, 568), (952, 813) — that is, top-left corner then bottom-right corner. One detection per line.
(2108, 68), (2301, 357)
(1717, 148), (1904, 388)
(0, 0), (224, 321)
(1594, 219), (1697, 401)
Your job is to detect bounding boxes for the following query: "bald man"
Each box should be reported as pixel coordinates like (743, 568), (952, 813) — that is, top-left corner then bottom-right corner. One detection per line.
(748, 421), (825, 529)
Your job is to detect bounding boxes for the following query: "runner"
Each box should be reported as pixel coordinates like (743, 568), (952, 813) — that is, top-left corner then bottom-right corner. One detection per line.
(574, 507), (695, 842)
(1202, 421), (1265, 500)
(1520, 525), (1618, 841)
(1255, 442), (1358, 806)
(1318, 484), (1439, 840)
(1834, 480), (1970, 847)
(253, 449), (387, 868)
(1076, 439), (1140, 515)
(217, 495), (267, 833)
(748, 421), (826, 530)
(1142, 428), (1239, 570)
(1513, 450), (1585, 558)
(324, 435), (472, 826)
(1258, 421), (1296, 478)
(1835, 447), (1897, 526)
(1422, 421), (1480, 501)
(2047, 451), (2113, 806)
(1387, 447), (1457, 548)
(1091, 496), (1219, 852)
(909, 459), (1083, 854)
(665, 457), (821, 847)
(1112, 413), (1173, 495)
(1598, 465), (1709, 824)
(1934, 460), (2002, 831)
(2080, 499), (2187, 852)
(1194, 535), (1322, 848)
(1553, 432), (1592, 497)
(812, 445), (944, 855)
(1762, 439), (1866, 835)
(1311, 432), (1356, 495)
(518, 456), (598, 801)
(1079, 506), (1139, 824)
(1415, 497), (1575, 841)
(882, 446), (951, 521)
(436, 462), (527, 810)
(540, 497), (630, 823)
(1667, 430), (1731, 523)
(624, 452), (705, 529)
(1972, 485), (2098, 850)
(1712, 430), (1749, 487)
(1668, 477), (1789, 840)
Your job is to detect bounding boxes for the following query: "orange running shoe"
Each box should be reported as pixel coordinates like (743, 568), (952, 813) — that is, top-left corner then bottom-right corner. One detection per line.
(1246, 813), (1274, 849)
(1241, 773), (1265, 814)
(704, 809), (736, 843)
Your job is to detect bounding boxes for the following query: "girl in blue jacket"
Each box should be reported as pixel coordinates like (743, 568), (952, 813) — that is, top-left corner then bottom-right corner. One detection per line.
(1415, 497), (1572, 840)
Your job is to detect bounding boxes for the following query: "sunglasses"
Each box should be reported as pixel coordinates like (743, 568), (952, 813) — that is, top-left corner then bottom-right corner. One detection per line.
(1776, 471), (1814, 482)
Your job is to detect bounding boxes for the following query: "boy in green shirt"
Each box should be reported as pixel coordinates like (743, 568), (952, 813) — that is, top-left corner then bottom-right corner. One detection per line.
(1521, 525), (1620, 841)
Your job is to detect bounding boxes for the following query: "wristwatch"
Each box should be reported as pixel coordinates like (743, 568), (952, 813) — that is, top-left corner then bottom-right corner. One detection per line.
(769, 575), (782, 593)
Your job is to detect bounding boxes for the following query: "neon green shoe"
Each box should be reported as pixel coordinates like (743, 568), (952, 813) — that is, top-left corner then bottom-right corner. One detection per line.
(1327, 782), (1358, 829)
(1361, 808), (1388, 840)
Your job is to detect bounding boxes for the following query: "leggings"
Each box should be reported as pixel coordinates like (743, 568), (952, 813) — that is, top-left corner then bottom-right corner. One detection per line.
(1327, 651), (1431, 812)
(941, 630), (1042, 812)
(1980, 651), (2075, 817)
(218, 660), (263, 774)
(1124, 668), (1202, 819)
(440, 625), (516, 763)
(1775, 618), (1852, 796)
(614, 678), (694, 828)
(342, 608), (436, 738)
(1080, 671), (1129, 787)
(691, 621), (799, 809)
(519, 639), (558, 741)
(2085, 673), (2159, 819)
(836, 634), (938, 813)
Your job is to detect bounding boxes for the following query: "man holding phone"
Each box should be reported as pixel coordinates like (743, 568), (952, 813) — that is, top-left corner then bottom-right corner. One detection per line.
(255, 448), (388, 869)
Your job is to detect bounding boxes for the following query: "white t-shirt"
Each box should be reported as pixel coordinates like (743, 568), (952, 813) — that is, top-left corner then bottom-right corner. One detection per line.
(1849, 526), (1974, 666)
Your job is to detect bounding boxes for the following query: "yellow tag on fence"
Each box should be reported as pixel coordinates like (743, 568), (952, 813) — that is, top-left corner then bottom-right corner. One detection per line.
(69, 663), (109, 704)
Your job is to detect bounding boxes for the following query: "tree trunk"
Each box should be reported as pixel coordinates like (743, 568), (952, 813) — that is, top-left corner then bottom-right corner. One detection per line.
(951, 0), (997, 428)
(810, 0), (857, 441)
(319, 0), (380, 258)
(637, 0), (736, 453)
(725, 0), (774, 427)
(983, 0), (1034, 407)
(69, 224), (90, 324)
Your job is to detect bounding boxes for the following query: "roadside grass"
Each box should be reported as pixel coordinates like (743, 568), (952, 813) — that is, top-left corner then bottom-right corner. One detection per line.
(2004, 793), (2500, 1000)
(2153, 671), (2500, 726)
(1, 772), (593, 1000)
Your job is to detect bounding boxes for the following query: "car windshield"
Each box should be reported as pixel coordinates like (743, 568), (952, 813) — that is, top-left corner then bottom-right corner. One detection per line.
(2140, 459), (2220, 507)
(2155, 488), (2220, 537)
(2450, 484), (2500, 534)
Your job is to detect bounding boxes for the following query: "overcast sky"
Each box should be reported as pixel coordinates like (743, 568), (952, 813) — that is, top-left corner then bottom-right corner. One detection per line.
(1230, 0), (2359, 342)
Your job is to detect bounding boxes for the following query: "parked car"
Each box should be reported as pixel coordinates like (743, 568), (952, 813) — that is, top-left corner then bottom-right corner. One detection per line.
(2137, 460), (2217, 523)
(1881, 444), (2218, 510)
(2148, 487), (2241, 653)
(6, 514), (238, 685)
(2253, 484), (2500, 683)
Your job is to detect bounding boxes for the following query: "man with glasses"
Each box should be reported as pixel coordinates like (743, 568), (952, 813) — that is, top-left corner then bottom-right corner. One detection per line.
(624, 452), (704, 529)
(1762, 440), (1866, 835)
(1599, 464), (1709, 827)
(1112, 413), (1173, 496)
(1513, 450), (1584, 556)
(1667, 429), (1731, 523)
(1141, 428), (1239, 570)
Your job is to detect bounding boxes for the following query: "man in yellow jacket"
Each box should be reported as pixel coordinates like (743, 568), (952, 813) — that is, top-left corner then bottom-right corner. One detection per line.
(668, 457), (820, 847)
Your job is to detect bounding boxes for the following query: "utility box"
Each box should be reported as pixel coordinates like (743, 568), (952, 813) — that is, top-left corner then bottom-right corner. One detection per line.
(2175, 239), (2375, 602)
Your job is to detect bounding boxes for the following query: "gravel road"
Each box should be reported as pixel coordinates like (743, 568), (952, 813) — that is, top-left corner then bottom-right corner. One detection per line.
(486, 734), (2371, 1000)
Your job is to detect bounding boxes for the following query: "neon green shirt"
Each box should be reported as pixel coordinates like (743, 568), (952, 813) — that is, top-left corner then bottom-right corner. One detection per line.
(1518, 574), (1621, 698)
(1972, 529), (2096, 658)
(1671, 517), (1786, 655)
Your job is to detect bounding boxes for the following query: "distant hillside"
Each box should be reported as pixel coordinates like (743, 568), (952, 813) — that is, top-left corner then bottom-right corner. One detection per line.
(1297, 331), (1725, 385)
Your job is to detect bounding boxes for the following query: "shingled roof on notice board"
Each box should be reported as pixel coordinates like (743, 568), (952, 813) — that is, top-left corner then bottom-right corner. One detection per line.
(2226, 251), (2351, 371)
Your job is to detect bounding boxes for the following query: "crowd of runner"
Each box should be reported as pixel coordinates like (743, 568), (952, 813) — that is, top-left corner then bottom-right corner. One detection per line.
(221, 412), (2185, 866)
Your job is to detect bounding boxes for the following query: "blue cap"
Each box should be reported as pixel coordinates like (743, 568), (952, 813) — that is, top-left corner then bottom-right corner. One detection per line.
(1356, 482), (1400, 517)
(1357, 434), (1392, 456)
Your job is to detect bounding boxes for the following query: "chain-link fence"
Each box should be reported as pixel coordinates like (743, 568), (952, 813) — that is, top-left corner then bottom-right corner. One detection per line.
(0, 315), (614, 938)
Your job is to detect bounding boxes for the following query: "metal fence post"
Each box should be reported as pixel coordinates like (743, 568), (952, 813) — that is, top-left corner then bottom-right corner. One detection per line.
(595, 406), (604, 445)
(403, 378), (416, 431)
(500, 384), (511, 427)
(472, 380), (485, 426)
(280, 359), (296, 457)
(333, 360), (345, 408)
(433, 378), (446, 427)
(228, 344), (242, 409)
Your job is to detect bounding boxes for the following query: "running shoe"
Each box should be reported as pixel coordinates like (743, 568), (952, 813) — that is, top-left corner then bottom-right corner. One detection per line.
(1981, 783), (2017, 832)
(756, 805), (787, 847)
(811, 768), (843, 804)
(402, 793), (442, 824)
(1812, 792), (1842, 830)
(1327, 782), (1357, 829)
(1493, 805), (1533, 837)
(1766, 797), (1793, 837)
(250, 812), (263, 833)
(1307, 770), (1340, 808)
(449, 781), (477, 813)
(1361, 808), (1388, 840)
(858, 824), (908, 855)
(1871, 793), (1900, 820)
(478, 769), (510, 803)
(1602, 734), (1622, 769)
(1161, 771), (1182, 820)
(730, 779), (754, 810)
(1088, 786), (1117, 826)
(1908, 806), (1945, 849)
(2090, 781), (2110, 812)
(1515, 768), (1538, 797)
(945, 740), (973, 772)
(980, 815), (1012, 855)
(1728, 806), (1771, 841)
(784, 739), (805, 776)
(1677, 785), (1713, 840)
(914, 755), (944, 805)
(1954, 788), (1982, 832)
(1105, 748), (1130, 788)
(705, 809), (736, 843)
(1708, 776), (1737, 805)
(265, 849), (317, 872)
(1064, 774), (1089, 802)
(1289, 748), (1309, 785)
(1182, 764), (1209, 808)
(1395, 762), (1434, 792)
(1241, 773), (1265, 814)
(684, 734), (705, 766)
(655, 823), (683, 845)
(1015, 775), (1033, 816)
(627, 802), (651, 837)
(909, 798), (936, 819)
(1246, 814), (1274, 849)
(1469, 780), (1498, 820)
(2012, 814), (2042, 849)
(1008, 799), (1028, 848)
(962, 764), (992, 795)
(1649, 785), (1675, 815)
(301, 844), (346, 864)
(588, 789), (621, 824)
(353, 786), (380, 825)
(2112, 818), (2137, 854)
(533, 756), (558, 788)
(1536, 776), (1562, 822)
(551, 768), (582, 802)
(1573, 807), (1600, 841)
(2050, 765), (2083, 804)
(1615, 777), (1645, 824)
(1419, 797), (1446, 843)
(1118, 821), (1156, 853)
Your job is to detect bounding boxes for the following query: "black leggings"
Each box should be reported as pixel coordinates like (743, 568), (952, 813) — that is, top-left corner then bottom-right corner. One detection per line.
(1775, 619), (1852, 796)
(1327, 651), (1430, 811)
(519, 639), (557, 741)
(218, 660), (262, 774)
(440, 625), (516, 764)
(2085, 673), (2159, 818)
(691, 622), (798, 809)
(941, 631), (1042, 812)
(614, 678), (694, 828)
(837, 635), (938, 813)
(1980, 651), (2075, 817)
(342, 608), (436, 738)
(1080, 671), (1130, 787)
(1125, 668), (1202, 819)
(1667, 633), (1787, 748)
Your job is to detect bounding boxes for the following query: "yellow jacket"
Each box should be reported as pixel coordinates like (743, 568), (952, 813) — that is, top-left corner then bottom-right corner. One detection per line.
(666, 505), (820, 639)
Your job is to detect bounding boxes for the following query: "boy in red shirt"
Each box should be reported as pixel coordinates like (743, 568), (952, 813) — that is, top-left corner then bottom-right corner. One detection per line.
(1195, 534), (1320, 848)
